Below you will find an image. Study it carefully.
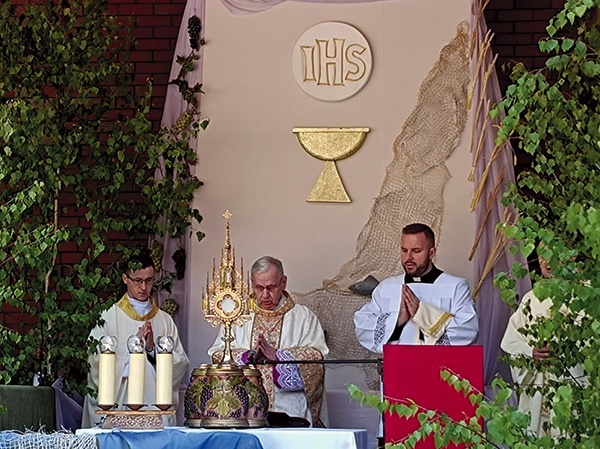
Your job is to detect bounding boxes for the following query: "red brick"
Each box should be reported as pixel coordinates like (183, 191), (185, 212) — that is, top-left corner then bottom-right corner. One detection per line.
(154, 4), (185, 15)
(107, 231), (129, 240)
(59, 252), (83, 264)
(135, 62), (172, 74)
(97, 253), (118, 265)
(494, 33), (532, 45)
(131, 50), (153, 61)
(486, 0), (515, 10)
(58, 241), (78, 252)
(533, 56), (550, 67)
(515, 0), (552, 8)
(133, 27), (153, 39)
(484, 10), (497, 22)
(136, 15), (172, 27)
(137, 39), (172, 51)
(497, 10), (534, 21)
(534, 9), (558, 21)
(59, 217), (80, 227)
(487, 21), (514, 33)
(515, 21), (548, 33)
(152, 84), (167, 96)
(153, 26), (180, 39)
(515, 44), (543, 56)
(151, 50), (174, 62)
(152, 73), (170, 85)
(118, 4), (154, 15)
(492, 44), (516, 58)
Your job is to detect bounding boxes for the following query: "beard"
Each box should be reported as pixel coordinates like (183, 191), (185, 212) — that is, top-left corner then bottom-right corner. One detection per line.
(403, 258), (431, 277)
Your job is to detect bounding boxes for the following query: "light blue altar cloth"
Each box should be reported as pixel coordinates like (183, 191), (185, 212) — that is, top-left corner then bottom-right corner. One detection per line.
(97, 429), (264, 449)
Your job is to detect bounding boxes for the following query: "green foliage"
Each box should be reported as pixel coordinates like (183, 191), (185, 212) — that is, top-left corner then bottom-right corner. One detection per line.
(350, 1), (600, 447)
(490, 1), (600, 445)
(0, 0), (205, 394)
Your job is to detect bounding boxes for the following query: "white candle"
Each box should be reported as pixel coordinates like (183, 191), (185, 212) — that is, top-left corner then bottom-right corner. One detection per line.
(156, 353), (173, 406)
(128, 353), (146, 405)
(98, 352), (116, 406)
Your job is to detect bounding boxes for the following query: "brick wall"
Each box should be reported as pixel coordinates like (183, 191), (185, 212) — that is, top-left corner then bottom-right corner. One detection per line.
(111, 0), (187, 131)
(484, 0), (566, 92)
(55, 0), (187, 278)
(1, 0), (187, 332)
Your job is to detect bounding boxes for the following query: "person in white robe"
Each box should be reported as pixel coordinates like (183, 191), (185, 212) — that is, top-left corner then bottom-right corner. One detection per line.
(500, 253), (585, 437)
(501, 288), (552, 437)
(82, 253), (190, 428)
(353, 223), (478, 441)
(208, 256), (329, 427)
(354, 223), (478, 351)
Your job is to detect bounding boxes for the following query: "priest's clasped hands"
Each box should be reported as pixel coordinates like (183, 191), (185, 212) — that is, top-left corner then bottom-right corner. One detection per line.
(397, 284), (420, 326)
(248, 333), (278, 363)
(136, 320), (155, 352)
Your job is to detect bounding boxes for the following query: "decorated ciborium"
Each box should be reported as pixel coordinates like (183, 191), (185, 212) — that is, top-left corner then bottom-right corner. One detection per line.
(184, 211), (269, 428)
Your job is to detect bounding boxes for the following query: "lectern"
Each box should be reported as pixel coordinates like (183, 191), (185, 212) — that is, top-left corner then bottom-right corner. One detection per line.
(383, 345), (484, 448)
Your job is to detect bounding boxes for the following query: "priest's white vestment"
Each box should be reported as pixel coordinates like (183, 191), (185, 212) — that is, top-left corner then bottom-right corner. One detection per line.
(208, 294), (329, 426)
(354, 273), (479, 353)
(82, 295), (190, 428)
(501, 289), (588, 437)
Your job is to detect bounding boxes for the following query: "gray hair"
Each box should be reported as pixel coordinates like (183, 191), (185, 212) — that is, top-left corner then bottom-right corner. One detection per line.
(251, 256), (284, 278)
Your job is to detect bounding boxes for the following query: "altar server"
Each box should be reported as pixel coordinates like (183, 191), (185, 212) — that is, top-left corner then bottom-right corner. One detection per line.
(82, 252), (189, 428)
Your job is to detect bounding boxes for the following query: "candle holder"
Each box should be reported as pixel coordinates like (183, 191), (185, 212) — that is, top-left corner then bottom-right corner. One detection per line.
(97, 336), (117, 410)
(126, 335), (146, 411)
(95, 336), (176, 429)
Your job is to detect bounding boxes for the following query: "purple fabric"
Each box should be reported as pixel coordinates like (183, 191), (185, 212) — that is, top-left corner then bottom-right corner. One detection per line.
(273, 349), (304, 391)
(469, 1), (531, 385)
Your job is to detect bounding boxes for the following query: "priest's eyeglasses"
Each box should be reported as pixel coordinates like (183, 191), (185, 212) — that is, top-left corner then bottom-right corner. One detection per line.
(252, 277), (282, 294)
(126, 275), (155, 286)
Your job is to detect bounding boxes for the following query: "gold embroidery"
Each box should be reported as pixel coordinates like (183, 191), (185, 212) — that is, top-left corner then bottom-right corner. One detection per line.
(117, 294), (160, 321)
(427, 311), (453, 336)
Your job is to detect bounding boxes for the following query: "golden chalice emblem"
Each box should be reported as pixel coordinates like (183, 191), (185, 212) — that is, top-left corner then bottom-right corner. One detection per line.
(292, 127), (369, 203)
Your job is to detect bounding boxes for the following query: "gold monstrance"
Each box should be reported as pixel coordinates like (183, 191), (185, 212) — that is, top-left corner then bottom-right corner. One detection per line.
(202, 210), (253, 365)
(185, 211), (268, 428)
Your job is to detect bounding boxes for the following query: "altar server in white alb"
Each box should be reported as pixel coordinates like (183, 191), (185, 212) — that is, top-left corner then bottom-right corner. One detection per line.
(82, 252), (190, 428)
(354, 223), (478, 352)
(208, 256), (329, 427)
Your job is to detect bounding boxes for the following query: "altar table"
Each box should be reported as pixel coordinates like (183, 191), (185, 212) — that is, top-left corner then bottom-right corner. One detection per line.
(76, 426), (370, 449)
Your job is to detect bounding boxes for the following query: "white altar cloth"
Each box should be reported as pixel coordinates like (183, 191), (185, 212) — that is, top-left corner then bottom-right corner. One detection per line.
(76, 426), (369, 449)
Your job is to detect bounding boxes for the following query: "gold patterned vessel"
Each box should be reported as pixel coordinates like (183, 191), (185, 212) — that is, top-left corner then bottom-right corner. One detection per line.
(292, 127), (369, 203)
(184, 211), (269, 428)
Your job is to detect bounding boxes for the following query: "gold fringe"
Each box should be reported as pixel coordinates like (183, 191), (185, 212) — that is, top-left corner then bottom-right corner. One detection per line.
(428, 312), (454, 336)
